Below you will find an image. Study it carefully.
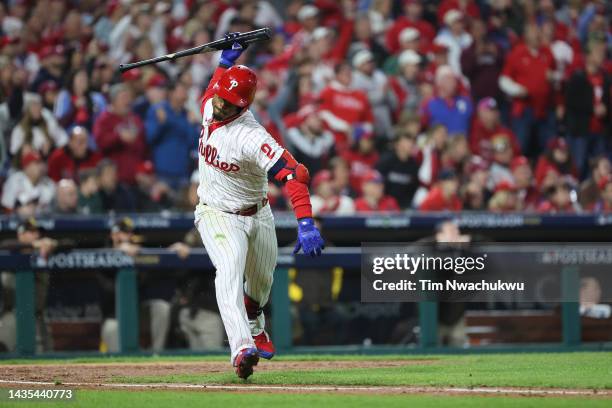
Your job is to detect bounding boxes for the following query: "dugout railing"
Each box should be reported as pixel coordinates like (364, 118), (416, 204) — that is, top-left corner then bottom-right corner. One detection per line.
(0, 246), (607, 357)
(2, 212), (612, 356)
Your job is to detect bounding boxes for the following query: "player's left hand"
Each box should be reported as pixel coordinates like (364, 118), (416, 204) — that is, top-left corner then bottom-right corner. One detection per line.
(293, 218), (325, 257)
(220, 32), (248, 67)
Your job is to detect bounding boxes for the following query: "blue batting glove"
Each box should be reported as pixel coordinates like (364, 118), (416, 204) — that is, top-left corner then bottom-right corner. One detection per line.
(293, 218), (325, 257)
(220, 32), (247, 67)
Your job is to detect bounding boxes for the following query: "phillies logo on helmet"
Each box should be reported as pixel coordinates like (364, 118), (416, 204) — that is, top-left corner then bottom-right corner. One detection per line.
(229, 79), (239, 90)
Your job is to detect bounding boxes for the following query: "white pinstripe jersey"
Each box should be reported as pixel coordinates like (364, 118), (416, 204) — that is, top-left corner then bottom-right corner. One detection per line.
(197, 98), (284, 212)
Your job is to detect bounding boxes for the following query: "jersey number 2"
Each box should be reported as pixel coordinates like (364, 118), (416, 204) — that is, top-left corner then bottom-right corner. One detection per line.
(261, 144), (275, 160)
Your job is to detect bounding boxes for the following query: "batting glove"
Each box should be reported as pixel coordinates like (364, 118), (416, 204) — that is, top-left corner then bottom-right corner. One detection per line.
(293, 218), (325, 257)
(220, 32), (247, 67)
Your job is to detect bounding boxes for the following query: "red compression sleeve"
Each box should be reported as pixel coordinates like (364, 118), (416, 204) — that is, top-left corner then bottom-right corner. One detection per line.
(271, 150), (313, 219)
(285, 179), (313, 219)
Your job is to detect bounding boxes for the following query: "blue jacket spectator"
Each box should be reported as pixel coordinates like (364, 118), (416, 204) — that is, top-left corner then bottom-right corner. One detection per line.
(145, 82), (199, 188)
(422, 65), (473, 136)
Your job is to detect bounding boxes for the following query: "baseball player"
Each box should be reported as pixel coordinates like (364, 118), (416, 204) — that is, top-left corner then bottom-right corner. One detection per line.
(194, 33), (325, 379)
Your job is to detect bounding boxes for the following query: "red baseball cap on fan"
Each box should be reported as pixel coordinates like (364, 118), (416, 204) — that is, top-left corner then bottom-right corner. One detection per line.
(136, 160), (155, 175)
(21, 151), (42, 169)
(362, 169), (384, 184)
(494, 180), (517, 194)
(312, 170), (333, 190)
(511, 156), (530, 171)
(215, 65), (257, 108)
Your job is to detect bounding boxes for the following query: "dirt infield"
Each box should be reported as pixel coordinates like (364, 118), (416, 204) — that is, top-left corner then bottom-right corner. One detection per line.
(0, 360), (430, 384)
(0, 361), (610, 398)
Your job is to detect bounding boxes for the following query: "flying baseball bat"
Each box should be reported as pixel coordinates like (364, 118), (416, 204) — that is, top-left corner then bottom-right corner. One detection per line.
(118, 28), (272, 73)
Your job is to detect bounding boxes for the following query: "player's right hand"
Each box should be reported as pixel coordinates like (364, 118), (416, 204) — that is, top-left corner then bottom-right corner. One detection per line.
(220, 32), (247, 67)
(293, 218), (325, 257)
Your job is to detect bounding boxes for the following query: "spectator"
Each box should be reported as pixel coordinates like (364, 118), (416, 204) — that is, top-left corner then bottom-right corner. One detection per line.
(1, 151), (55, 213)
(47, 126), (102, 182)
(469, 97), (520, 162)
(499, 23), (556, 156)
(349, 11), (388, 68)
(385, 0), (435, 55)
(54, 68), (107, 130)
(580, 156), (611, 210)
(376, 131), (419, 209)
(30, 45), (65, 92)
(537, 178), (577, 213)
(422, 66), (473, 136)
(354, 170), (400, 213)
(38, 81), (59, 112)
(310, 170), (355, 216)
(77, 168), (103, 215)
(488, 180), (518, 212)
(133, 73), (169, 121)
(304, 5), (354, 73)
(10, 93), (68, 158)
(388, 50), (423, 115)
(13, 191), (40, 219)
(565, 42), (610, 179)
(534, 138), (578, 191)
(285, 107), (335, 176)
(437, 0), (481, 26)
(292, 4), (320, 48)
(93, 84), (147, 185)
(592, 177), (612, 213)
(434, 10), (472, 75)
(96, 159), (135, 212)
(422, 42), (450, 85)
(318, 62), (374, 152)
(460, 19), (503, 102)
(145, 81), (199, 188)
(329, 156), (354, 197)
(488, 134), (517, 190)
(461, 156), (490, 210)
(485, 1), (516, 52)
(341, 129), (379, 194)
(132, 161), (175, 212)
(414, 124), (449, 206)
(511, 156), (540, 211)
(442, 135), (470, 173)
(53, 179), (78, 214)
(382, 27), (420, 74)
(419, 169), (462, 211)
(351, 49), (396, 139)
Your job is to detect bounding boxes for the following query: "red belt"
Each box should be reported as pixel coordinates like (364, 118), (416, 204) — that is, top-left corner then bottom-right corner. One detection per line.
(227, 198), (269, 216)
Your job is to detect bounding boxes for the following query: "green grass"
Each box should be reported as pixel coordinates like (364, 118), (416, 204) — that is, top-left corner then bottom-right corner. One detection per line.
(111, 353), (612, 390)
(1, 390), (611, 408)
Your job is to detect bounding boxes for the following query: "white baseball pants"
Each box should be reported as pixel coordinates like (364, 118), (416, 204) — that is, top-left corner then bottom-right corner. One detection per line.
(195, 203), (277, 362)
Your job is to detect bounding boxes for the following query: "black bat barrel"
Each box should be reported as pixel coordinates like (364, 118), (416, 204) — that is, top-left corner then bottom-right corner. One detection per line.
(118, 28), (272, 73)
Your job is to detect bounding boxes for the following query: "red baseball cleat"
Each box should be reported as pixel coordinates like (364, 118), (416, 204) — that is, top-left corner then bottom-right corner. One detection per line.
(233, 347), (259, 379)
(254, 330), (275, 359)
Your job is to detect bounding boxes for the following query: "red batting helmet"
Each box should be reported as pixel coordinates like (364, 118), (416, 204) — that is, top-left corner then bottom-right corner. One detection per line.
(215, 65), (257, 108)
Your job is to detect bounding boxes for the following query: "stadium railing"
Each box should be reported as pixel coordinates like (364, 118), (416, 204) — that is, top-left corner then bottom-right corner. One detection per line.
(0, 246), (591, 356)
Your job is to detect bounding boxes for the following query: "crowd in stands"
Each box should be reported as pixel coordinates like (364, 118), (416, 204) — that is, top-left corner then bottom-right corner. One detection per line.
(0, 0), (610, 216)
